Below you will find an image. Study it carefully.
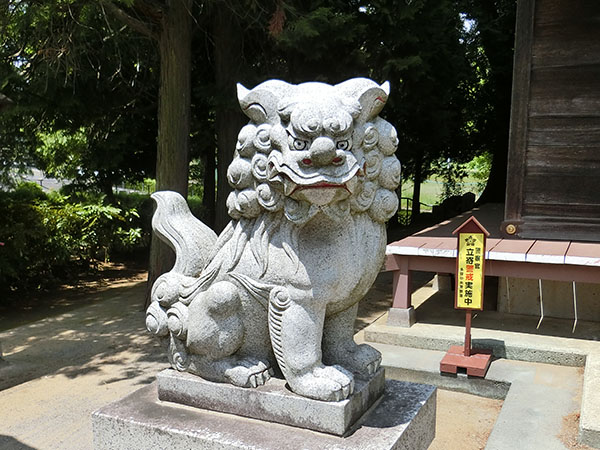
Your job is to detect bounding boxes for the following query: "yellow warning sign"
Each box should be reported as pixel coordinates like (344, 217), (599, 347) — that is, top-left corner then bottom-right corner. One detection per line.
(456, 233), (485, 310)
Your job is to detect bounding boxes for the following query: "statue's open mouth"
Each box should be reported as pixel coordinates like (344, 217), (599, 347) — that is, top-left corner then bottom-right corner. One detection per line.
(268, 154), (362, 191)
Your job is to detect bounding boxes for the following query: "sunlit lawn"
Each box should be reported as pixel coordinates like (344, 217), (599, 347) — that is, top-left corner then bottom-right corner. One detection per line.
(399, 177), (484, 213)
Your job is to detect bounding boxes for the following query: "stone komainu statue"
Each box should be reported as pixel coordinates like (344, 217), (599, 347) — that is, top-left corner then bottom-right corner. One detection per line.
(146, 78), (401, 402)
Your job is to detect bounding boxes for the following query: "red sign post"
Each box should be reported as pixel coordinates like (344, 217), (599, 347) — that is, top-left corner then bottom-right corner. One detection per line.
(440, 216), (492, 377)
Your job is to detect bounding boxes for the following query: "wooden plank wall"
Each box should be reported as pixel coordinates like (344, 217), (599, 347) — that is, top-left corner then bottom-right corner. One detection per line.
(506, 0), (600, 241)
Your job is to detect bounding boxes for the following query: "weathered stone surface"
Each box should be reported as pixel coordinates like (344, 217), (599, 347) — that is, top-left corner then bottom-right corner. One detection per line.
(145, 78), (402, 402)
(92, 379), (436, 450)
(157, 367), (385, 435)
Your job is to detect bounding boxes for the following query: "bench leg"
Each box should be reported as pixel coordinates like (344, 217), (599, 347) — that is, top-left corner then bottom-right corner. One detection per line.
(433, 273), (453, 292)
(387, 258), (416, 327)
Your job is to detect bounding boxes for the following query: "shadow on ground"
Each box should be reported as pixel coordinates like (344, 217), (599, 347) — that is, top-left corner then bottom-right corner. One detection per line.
(0, 435), (37, 450)
(0, 282), (166, 391)
(413, 281), (600, 341)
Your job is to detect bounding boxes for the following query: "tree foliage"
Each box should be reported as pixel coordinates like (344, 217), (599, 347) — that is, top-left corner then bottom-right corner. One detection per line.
(2, 0), (516, 212)
(0, 0), (158, 193)
(0, 0), (518, 293)
(0, 182), (143, 293)
(457, 0), (516, 203)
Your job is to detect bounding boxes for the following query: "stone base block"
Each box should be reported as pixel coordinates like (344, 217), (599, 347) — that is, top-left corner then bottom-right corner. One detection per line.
(387, 306), (416, 327)
(157, 368), (385, 435)
(92, 379), (436, 450)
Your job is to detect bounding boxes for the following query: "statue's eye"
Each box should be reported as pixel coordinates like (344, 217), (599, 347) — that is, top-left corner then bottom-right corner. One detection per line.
(293, 138), (309, 151)
(336, 140), (350, 150)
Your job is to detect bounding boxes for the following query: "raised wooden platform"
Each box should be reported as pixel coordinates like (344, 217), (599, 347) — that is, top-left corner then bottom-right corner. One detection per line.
(385, 203), (600, 326)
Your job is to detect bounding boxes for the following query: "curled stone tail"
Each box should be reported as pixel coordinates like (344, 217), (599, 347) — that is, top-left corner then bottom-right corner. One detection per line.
(151, 191), (218, 276)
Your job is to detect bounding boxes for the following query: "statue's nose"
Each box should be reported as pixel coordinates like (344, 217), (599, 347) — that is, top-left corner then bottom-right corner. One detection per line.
(309, 137), (336, 166)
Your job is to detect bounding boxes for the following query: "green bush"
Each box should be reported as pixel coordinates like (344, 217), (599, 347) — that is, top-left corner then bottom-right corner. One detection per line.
(0, 183), (143, 292)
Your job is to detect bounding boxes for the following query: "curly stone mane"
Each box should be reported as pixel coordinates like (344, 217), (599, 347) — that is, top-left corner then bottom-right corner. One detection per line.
(210, 80), (401, 276)
(226, 117), (400, 223)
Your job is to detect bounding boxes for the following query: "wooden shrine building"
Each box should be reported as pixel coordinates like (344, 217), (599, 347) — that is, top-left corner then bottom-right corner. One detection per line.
(502, 0), (600, 242)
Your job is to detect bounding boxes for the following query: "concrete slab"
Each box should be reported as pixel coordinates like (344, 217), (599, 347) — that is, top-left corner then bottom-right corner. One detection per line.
(156, 367), (385, 436)
(365, 313), (596, 366)
(92, 380), (437, 450)
(360, 276), (600, 449)
(580, 352), (600, 448)
(360, 342), (585, 450)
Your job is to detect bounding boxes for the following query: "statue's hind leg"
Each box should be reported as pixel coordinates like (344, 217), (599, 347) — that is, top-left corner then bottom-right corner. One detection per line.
(184, 281), (272, 387)
(322, 303), (381, 378)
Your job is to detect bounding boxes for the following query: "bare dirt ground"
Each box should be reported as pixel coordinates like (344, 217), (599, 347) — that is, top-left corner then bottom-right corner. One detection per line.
(0, 261), (148, 332)
(0, 264), (505, 450)
(433, 390), (503, 450)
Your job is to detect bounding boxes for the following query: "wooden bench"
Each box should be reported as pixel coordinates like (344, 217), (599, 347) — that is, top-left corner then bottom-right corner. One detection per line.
(384, 204), (600, 327)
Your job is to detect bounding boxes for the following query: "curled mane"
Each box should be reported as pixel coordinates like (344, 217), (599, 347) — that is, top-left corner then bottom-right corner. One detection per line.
(222, 80), (402, 276)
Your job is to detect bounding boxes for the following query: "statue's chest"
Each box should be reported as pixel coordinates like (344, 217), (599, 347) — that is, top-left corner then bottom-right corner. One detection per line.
(246, 214), (385, 307)
(294, 217), (384, 303)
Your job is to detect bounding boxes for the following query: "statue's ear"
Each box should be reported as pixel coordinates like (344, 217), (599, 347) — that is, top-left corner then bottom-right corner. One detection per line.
(237, 80), (291, 125)
(357, 81), (389, 123)
(336, 78), (390, 123)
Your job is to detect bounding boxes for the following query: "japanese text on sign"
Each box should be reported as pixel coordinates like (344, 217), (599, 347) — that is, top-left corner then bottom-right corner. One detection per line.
(456, 233), (485, 309)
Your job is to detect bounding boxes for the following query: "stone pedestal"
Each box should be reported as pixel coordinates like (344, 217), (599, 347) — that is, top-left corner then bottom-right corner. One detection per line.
(157, 368), (385, 435)
(92, 375), (436, 450)
(387, 306), (416, 327)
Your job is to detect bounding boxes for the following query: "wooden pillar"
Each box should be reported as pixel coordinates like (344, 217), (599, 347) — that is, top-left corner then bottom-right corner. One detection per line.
(391, 257), (412, 309)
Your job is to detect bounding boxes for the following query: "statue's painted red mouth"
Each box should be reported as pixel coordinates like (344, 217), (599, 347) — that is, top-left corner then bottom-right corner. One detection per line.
(292, 182), (350, 195)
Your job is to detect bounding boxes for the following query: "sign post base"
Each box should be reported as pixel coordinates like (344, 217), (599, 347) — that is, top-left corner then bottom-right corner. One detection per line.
(440, 345), (492, 377)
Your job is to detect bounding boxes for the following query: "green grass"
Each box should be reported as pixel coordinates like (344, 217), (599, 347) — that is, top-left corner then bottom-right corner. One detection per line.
(399, 176), (485, 212)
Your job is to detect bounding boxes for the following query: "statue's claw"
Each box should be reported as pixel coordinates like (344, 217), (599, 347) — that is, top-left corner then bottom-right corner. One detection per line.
(289, 364), (354, 402)
(224, 357), (272, 388)
(324, 342), (381, 379)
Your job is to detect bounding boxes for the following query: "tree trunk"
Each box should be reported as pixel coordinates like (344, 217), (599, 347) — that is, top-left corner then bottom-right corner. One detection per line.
(155, 1), (191, 196)
(472, 2), (515, 205)
(99, 173), (115, 203)
(476, 118), (510, 204)
(145, 0), (193, 309)
(202, 145), (216, 228)
(213, 6), (245, 233)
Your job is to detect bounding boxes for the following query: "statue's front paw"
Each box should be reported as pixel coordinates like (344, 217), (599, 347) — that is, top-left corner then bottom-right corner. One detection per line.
(324, 343), (381, 378)
(224, 357), (274, 388)
(288, 364), (355, 402)
(355, 344), (382, 376)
